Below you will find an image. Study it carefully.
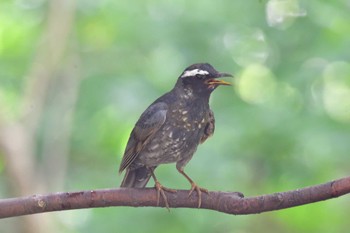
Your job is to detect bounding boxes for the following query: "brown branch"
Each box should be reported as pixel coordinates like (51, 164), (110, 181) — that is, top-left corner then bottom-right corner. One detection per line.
(1, 176), (349, 219)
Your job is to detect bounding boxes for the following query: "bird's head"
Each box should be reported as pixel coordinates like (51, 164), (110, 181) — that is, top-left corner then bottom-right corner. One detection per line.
(176, 63), (232, 96)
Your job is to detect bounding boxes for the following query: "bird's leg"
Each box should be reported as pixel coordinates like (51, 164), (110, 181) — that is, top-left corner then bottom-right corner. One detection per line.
(149, 169), (176, 210)
(177, 168), (208, 208)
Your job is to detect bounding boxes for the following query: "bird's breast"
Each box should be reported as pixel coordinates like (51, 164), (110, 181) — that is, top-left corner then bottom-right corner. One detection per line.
(136, 106), (209, 167)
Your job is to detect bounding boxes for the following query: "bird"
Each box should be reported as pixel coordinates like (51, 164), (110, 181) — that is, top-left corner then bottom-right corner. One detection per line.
(119, 63), (232, 209)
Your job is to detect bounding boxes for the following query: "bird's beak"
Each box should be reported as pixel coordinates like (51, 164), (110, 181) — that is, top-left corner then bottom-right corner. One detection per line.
(217, 72), (233, 78)
(207, 72), (233, 86)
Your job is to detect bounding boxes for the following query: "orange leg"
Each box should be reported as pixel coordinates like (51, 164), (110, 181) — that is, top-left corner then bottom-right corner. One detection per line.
(150, 169), (176, 210)
(177, 168), (208, 208)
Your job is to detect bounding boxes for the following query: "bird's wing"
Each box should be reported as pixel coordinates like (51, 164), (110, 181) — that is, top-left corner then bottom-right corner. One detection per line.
(119, 102), (168, 173)
(200, 109), (215, 144)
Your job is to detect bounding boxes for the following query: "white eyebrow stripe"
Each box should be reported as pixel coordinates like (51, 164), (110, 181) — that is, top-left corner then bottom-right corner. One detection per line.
(181, 69), (209, 78)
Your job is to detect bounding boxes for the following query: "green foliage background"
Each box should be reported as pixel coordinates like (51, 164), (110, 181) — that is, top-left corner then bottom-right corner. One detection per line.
(1, 0), (350, 232)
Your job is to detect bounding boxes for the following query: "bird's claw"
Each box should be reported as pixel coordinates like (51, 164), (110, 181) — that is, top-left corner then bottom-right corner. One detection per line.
(154, 181), (176, 211)
(188, 182), (209, 208)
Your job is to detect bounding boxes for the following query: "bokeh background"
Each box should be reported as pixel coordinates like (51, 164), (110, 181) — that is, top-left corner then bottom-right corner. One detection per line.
(1, 0), (350, 232)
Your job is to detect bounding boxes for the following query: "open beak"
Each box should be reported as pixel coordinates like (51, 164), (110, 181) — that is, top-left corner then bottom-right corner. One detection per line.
(207, 72), (233, 86)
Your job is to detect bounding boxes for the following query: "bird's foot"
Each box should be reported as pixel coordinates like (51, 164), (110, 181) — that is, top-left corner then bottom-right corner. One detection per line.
(154, 181), (176, 210)
(188, 182), (209, 208)
(233, 191), (244, 198)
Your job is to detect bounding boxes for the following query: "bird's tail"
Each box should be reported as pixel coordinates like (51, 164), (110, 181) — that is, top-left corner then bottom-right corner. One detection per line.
(120, 166), (153, 188)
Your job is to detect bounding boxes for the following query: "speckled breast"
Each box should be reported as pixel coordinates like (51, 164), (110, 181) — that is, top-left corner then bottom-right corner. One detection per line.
(136, 104), (209, 167)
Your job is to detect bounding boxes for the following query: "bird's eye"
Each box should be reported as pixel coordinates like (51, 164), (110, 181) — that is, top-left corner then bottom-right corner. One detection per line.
(196, 74), (204, 79)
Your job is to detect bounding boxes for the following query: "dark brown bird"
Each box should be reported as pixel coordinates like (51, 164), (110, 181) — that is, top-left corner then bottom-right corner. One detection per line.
(119, 63), (232, 208)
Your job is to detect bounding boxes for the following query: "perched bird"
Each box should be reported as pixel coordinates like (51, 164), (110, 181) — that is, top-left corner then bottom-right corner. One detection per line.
(119, 63), (232, 208)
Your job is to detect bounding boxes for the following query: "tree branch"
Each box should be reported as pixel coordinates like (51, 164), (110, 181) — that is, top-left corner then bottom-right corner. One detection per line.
(1, 176), (349, 219)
